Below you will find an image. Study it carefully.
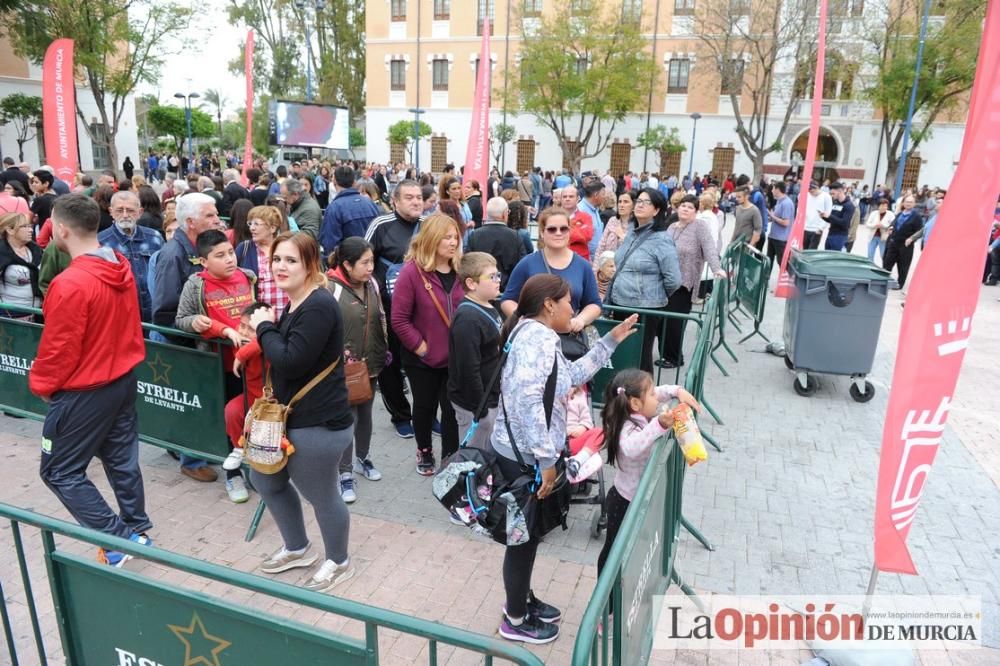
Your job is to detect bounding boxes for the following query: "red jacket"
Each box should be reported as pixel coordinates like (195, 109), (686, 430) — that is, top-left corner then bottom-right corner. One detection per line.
(29, 250), (145, 397)
(568, 210), (594, 262)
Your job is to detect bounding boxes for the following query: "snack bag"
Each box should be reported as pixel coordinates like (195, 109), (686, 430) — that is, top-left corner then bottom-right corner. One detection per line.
(672, 403), (707, 466)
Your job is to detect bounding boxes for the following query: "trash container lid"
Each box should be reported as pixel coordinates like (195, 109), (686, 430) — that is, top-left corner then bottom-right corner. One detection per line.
(791, 251), (892, 281)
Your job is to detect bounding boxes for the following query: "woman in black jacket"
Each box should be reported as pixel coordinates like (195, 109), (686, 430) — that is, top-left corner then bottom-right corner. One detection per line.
(0, 212), (42, 319)
(465, 179), (484, 228)
(248, 232), (355, 593)
(883, 194), (923, 289)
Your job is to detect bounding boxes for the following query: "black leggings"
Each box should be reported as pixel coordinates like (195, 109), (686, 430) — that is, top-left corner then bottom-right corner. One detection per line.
(597, 486), (631, 610)
(662, 286), (693, 365)
(613, 306), (664, 374)
(403, 362), (458, 458)
(495, 453), (540, 618)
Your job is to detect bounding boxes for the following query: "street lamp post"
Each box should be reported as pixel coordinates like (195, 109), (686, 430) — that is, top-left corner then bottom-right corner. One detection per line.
(174, 91), (200, 174)
(408, 107), (425, 174)
(295, 0), (326, 103)
(687, 112), (702, 182)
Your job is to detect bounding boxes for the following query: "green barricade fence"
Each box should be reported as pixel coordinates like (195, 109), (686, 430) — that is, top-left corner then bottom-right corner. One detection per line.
(590, 317), (644, 408)
(735, 244), (771, 344)
(0, 502), (543, 666)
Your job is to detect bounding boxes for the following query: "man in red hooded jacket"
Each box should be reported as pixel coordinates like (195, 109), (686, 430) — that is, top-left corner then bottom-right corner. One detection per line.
(29, 194), (151, 566)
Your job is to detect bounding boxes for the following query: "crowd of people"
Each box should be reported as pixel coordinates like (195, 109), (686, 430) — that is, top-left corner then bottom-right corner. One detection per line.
(6, 148), (997, 647)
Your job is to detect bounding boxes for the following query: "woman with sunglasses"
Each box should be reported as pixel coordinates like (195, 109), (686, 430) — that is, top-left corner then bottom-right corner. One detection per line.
(604, 188), (683, 373)
(499, 208), (603, 337)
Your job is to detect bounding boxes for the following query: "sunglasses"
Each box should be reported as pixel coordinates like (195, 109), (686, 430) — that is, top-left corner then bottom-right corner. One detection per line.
(545, 225), (570, 234)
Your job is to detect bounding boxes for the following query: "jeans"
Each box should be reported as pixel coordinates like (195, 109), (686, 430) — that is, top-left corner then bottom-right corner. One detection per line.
(824, 234), (848, 251)
(867, 236), (886, 263)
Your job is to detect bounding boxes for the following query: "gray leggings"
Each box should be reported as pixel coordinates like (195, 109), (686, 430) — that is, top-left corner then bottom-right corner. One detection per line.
(339, 398), (374, 474)
(251, 424), (354, 563)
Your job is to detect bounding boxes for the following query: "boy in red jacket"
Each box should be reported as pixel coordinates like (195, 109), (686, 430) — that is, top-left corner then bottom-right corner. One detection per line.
(175, 229), (256, 502)
(28, 194), (151, 567)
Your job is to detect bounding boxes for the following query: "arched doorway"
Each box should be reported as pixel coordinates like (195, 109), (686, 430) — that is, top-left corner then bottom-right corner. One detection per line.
(789, 127), (840, 183)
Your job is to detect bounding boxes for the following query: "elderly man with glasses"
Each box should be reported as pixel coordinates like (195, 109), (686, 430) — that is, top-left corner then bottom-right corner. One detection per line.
(98, 190), (163, 322)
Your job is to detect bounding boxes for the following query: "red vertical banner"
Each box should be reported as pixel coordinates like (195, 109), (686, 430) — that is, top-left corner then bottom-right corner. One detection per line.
(774, 0), (829, 299)
(873, 0), (1000, 575)
(463, 16), (491, 192)
(42, 39), (78, 183)
(241, 31), (255, 187)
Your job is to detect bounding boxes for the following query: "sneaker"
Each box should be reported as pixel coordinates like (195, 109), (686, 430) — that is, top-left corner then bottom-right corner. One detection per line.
(303, 558), (355, 593)
(226, 476), (250, 504)
(498, 614), (559, 644)
(260, 543), (318, 574)
(395, 422), (415, 439)
(353, 457), (382, 481)
(339, 474), (357, 504)
(431, 419), (442, 437)
(98, 532), (152, 568)
(416, 448), (436, 476)
(449, 508), (466, 526)
(527, 590), (562, 623)
(222, 448), (245, 471)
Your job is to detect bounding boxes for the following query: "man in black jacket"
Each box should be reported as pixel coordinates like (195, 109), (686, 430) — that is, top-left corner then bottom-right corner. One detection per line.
(824, 182), (855, 251)
(466, 197), (527, 292)
(218, 168), (250, 218)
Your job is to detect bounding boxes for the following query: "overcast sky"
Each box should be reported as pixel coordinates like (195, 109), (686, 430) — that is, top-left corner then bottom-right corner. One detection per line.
(137, 3), (252, 118)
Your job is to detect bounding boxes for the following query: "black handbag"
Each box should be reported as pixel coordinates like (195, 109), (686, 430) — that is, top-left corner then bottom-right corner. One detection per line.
(538, 250), (592, 361)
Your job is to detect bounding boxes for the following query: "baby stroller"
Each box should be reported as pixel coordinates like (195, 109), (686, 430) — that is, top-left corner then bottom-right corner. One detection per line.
(566, 385), (609, 539)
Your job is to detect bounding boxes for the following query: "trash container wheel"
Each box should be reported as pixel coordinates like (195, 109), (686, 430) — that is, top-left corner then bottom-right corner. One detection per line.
(784, 355), (794, 370)
(590, 511), (606, 539)
(793, 374), (818, 397)
(849, 381), (876, 403)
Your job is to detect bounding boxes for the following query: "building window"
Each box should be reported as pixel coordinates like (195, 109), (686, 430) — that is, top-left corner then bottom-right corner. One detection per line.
(571, 0), (593, 13)
(831, 0), (865, 16)
(434, 0), (450, 20)
(391, 0), (406, 21)
(390, 143), (406, 164)
(431, 135), (448, 172)
(730, 0), (750, 14)
(523, 0), (543, 17)
(90, 123), (110, 170)
(720, 59), (744, 96)
(390, 59), (406, 91)
(674, 0), (695, 15)
(901, 154), (921, 190)
(477, 0), (495, 34)
(667, 58), (690, 93)
(432, 59), (449, 91)
(575, 57), (588, 77)
(622, 0), (642, 21)
(516, 139), (535, 175)
(610, 142), (631, 176)
(711, 146), (735, 179)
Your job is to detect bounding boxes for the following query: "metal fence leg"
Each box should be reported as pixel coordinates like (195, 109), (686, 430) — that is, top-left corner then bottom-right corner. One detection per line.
(710, 350), (729, 377)
(701, 396), (723, 425)
(681, 515), (715, 551)
(702, 430), (723, 453)
(245, 499), (266, 542)
(0, 579), (18, 666)
(671, 567), (707, 613)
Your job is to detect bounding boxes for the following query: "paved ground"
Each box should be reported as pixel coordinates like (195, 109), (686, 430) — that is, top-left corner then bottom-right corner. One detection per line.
(1, 239), (998, 665)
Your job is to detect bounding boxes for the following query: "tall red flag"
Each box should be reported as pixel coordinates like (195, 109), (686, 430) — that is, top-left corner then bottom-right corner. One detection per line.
(241, 31), (255, 187)
(774, 0), (829, 299)
(463, 16), (491, 193)
(42, 39), (78, 183)
(873, 0), (1000, 574)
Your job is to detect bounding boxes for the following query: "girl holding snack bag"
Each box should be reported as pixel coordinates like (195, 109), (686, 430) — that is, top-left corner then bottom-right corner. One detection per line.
(596, 369), (702, 593)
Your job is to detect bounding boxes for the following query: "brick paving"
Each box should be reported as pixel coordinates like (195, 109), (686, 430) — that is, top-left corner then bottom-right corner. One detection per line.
(1, 245), (998, 665)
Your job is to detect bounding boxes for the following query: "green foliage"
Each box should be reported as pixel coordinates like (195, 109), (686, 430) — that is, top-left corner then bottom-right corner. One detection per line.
(227, 0), (301, 99)
(349, 127), (366, 148)
(490, 123), (517, 168)
(0, 0), (194, 169)
(148, 105), (215, 153)
(635, 126), (685, 154)
(506, 2), (658, 172)
(0, 93), (43, 161)
(387, 120), (432, 147)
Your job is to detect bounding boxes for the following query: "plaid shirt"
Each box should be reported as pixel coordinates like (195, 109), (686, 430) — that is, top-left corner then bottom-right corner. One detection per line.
(256, 247), (289, 313)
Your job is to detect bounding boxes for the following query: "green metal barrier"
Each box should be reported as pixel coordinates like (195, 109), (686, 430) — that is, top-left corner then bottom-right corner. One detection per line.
(591, 317), (644, 408)
(0, 502), (543, 666)
(735, 245), (772, 344)
(599, 304), (705, 387)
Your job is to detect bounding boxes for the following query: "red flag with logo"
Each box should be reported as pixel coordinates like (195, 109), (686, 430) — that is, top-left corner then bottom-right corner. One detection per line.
(42, 39), (78, 183)
(774, 0), (829, 299)
(463, 16), (491, 193)
(873, 0), (1000, 574)
(241, 31), (255, 187)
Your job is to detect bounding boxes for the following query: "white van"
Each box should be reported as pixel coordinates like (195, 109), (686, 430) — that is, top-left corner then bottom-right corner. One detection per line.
(270, 148), (309, 171)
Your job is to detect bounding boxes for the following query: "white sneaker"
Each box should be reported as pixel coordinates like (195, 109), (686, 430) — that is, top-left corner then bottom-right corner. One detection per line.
(339, 474), (357, 504)
(226, 475), (250, 504)
(303, 558), (354, 593)
(353, 457), (382, 481)
(222, 448), (244, 471)
(260, 543), (317, 574)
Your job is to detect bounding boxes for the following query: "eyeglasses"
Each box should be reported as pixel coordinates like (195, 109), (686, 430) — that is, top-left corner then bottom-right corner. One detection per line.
(480, 272), (501, 283)
(545, 225), (570, 234)
(635, 198), (653, 206)
(111, 208), (139, 215)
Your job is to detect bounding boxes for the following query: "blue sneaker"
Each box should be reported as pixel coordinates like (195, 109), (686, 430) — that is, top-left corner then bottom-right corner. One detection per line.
(432, 419), (442, 438)
(98, 532), (152, 568)
(395, 422), (415, 439)
(499, 614), (559, 644)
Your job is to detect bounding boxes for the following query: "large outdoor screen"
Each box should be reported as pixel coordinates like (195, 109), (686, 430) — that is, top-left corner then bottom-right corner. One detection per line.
(269, 100), (350, 150)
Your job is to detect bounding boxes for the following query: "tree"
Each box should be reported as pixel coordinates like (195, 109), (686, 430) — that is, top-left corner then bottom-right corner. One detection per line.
(387, 120), (432, 162)
(506, 2), (659, 173)
(861, 0), (983, 186)
(693, 0), (818, 181)
(635, 126), (686, 175)
(348, 126), (366, 159)
(147, 104), (215, 154)
(202, 89), (227, 148)
(1, 0), (195, 171)
(227, 0), (301, 99)
(490, 123), (517, 172)
(0, 93), (43, 162)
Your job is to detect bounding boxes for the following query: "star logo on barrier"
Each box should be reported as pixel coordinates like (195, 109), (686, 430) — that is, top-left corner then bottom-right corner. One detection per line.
(168, 612), (231, 666)
(0, 328), (12, 356)
(147, 352), (172, 384)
